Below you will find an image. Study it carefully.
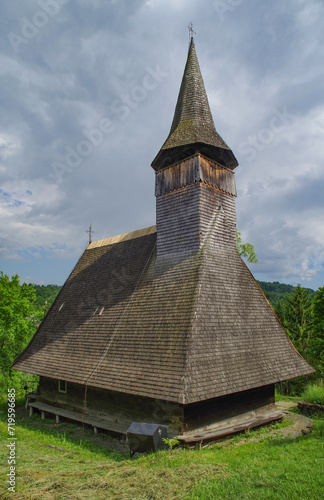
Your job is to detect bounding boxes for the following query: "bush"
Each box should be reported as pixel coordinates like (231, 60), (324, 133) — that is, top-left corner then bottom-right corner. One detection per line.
(301, 382), (324, 405)
(0, 371), (39, 400)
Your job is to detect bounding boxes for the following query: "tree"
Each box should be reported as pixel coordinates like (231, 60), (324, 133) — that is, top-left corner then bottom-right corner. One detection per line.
(0, 272), (37, 392)
(273, 297), (286, 324)
(282, 284), (313, 352)
(30, 284), (61, 316)
(310, 286), (324, 376)
(236, 231), (258, 263)
(274, 284), (314, 395)
(312, 286), (324, 336)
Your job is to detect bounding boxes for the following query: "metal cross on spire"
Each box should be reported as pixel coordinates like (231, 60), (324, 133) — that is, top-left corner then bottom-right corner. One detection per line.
(188, 22), (196, 42)
(86, 223), (94, 244)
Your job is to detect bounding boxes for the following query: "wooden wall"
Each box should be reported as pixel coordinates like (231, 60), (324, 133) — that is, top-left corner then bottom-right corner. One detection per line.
(156, 182), (236, 257)
(155, 155), (236, 197)
(38, 378), (275, 437)
(183, 385), (275, 432)
(38, 377), (184, 436)
(155, 154), (236, 258)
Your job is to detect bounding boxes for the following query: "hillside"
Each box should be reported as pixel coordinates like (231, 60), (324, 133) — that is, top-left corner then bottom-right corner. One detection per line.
(29, 282), (316, 311)
(0, 396), (323, 499)
(29, 284), (61, 318)
(257, 281), (316, 305)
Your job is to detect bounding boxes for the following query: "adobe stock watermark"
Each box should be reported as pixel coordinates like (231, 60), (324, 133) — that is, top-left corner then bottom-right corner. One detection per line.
(213, 0), (245, 21)
(237, 107), (294, 162)
(7, 388), (17, 494)
(50, 65), (168, 182)
(8, 0), (70, 53)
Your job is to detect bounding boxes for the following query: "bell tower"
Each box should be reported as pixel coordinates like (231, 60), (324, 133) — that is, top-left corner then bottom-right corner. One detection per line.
(151, 38), (238, 257)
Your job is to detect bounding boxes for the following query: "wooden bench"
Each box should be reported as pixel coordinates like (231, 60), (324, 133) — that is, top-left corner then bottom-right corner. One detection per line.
(28, 400), (128, 434)
(177, 412), (283, 445)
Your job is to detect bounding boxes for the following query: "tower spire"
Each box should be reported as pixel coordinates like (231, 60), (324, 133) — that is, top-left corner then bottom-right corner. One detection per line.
(151, 38), (238, 171)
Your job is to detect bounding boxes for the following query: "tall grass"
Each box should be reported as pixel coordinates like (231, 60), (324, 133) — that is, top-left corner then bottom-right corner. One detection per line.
(301, 381), (324, 405)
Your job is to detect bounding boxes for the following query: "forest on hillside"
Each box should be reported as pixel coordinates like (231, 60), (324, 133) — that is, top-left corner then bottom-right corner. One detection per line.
(258, 280), (316, 305)
(30, 284), (62, 318)
(0, 273), (323, 395)
(31, 281), (317, 311)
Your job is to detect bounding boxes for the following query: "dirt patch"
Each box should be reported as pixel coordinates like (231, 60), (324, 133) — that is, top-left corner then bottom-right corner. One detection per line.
(270, 412), (312, 439)
(275, 400), (298, 411)
(212, 410), (312, 449)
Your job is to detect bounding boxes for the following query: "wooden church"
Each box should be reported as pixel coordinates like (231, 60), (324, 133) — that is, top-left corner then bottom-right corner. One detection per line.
(13, 38), (314, 441)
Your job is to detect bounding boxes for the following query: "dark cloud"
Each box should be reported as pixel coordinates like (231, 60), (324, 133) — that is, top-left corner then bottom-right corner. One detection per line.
(0, 0), (323, 288)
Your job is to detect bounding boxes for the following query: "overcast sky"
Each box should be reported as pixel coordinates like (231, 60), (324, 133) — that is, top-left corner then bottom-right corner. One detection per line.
(1, 0), (323, 291)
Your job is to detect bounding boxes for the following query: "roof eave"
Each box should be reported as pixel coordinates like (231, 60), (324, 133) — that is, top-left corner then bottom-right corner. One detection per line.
(151, 143), (238, 171)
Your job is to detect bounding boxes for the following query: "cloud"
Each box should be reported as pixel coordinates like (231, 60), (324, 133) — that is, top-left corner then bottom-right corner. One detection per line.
(0, 0), (323, 288)
(236, 102), (324, 286)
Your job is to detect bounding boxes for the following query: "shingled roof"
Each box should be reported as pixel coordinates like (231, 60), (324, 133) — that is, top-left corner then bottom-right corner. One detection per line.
(151, 38), (238, 171)
(13, 216), (313, 404)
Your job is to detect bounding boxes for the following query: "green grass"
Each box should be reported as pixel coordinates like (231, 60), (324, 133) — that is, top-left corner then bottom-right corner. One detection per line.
(301, 382), (324, 405)
(275, 390), (300, 403)
(187, 419), (324, 499)
(0, 400), (323, 499)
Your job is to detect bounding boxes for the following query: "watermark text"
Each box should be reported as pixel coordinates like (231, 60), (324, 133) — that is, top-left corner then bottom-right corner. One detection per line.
(7, 388), (16, 494)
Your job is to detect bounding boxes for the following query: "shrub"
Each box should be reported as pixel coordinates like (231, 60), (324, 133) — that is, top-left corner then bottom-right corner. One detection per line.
(301, 382), (324, 405)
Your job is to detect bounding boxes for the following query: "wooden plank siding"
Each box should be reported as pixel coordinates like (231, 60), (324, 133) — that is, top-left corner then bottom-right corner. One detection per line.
(37, 377), (184, 436)
(32, 378), (278, 438)
(155, 155), (236, 197)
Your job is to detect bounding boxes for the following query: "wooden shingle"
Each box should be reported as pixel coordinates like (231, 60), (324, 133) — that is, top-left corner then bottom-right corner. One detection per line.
(13, 212), (313, 404)
(151, 38), (238, 171)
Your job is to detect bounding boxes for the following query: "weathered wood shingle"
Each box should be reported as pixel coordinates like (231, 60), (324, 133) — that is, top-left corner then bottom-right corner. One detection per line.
(13, 216), (313, 404)
(151, 38), (238, 170)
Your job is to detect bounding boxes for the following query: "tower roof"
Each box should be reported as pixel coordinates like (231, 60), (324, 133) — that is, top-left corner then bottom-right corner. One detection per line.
(152, 38), (238, 171)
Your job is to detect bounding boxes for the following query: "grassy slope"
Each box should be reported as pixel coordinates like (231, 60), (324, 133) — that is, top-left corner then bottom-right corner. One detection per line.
(0, 399), (323, 500)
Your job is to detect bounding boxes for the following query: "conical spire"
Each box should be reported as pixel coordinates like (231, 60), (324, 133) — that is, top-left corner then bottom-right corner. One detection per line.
(152, 38), (238, 171)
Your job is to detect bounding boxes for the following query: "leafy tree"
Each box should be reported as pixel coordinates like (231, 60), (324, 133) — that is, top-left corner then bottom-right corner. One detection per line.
(236, 231), (258, 263)
(30, 284), (61, 317)
(0, 272), (37, 393)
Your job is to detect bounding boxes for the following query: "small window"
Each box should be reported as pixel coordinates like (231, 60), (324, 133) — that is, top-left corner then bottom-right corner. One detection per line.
(58, 380), (67, 393)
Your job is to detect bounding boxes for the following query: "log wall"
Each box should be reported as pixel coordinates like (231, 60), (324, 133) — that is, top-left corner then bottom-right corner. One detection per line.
(37, 378), (275, 438)
(183, 384), (275, 432)
(38, 377), (184, 436)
